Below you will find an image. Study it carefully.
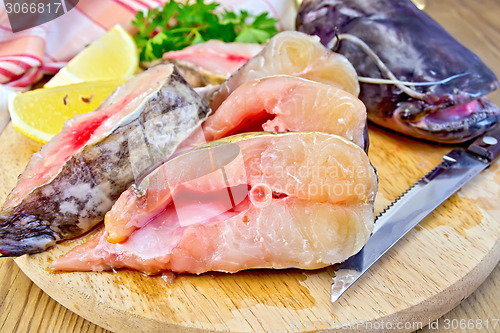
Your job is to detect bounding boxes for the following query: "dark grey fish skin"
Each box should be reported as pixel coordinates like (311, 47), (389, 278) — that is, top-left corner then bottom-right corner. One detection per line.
(296, 0), (499, 143)
(0, 64), (210, 256)
(142, 58), (226, 87)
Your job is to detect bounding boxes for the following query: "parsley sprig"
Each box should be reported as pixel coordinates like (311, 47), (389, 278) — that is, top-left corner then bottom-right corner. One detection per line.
(132, 0), (279, 62)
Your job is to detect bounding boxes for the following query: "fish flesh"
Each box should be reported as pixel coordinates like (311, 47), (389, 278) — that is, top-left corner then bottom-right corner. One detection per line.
(143, 40), (263, 89)
(202, 76), (367, 147)
(0, 64), (210, 256)
(210, 31), (360, 111)
(105, 75), (368, 243)
(296, 0), (499, 143)
(52, 132), (378, 274)
(182, 75), (368, 151)
(162, 40), (264, 78)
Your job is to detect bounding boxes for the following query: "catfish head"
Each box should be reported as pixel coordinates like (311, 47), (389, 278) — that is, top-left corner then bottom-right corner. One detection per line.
(297, 0), (499, 143)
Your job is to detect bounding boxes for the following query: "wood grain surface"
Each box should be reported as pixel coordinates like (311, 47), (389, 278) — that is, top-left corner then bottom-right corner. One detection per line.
(1, 0), (500, 332)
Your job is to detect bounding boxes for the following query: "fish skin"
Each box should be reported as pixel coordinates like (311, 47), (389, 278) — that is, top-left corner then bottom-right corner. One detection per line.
(144, 58), (226, 88)
(296, 0), (499, 143)
(0, 65), (210, 256)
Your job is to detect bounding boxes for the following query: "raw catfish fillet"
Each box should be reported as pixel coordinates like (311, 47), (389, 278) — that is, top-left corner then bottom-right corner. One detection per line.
(210, 31), (360, 111)
(107, 75), (368, 243)
(52, 132), (378, 274)
(202, 76), (367, 147)
(296, 0), (499, 143)
(162, 40), (264, 77)
(178, 75), (367, 155)
(0, 64), (210, 256)
(144, 41), (263, 88)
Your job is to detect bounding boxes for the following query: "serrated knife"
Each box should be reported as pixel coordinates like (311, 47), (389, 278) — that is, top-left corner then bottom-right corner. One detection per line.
(331, 123), (500, 303)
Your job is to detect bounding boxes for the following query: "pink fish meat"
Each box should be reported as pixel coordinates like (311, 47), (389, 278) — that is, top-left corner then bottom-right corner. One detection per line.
(163, 40), (264, 77)
(210, 31), (360, 111)
(52, 132), (378, 274)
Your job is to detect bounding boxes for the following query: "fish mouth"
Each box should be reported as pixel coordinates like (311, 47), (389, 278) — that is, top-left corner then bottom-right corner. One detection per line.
(394, 97), (499, 143)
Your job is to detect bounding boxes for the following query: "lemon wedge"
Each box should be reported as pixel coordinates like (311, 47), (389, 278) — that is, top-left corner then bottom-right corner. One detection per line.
(10, 25), (138, 143)
(9, 80), (125, 143)
(45, 25), (138, 87)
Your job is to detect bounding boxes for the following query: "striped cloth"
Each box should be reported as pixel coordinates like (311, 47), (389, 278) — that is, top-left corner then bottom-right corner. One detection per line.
(0, 0), (296, 89)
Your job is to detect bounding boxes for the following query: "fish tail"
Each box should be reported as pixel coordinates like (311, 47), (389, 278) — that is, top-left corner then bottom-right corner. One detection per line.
(0, 213), (56, 256)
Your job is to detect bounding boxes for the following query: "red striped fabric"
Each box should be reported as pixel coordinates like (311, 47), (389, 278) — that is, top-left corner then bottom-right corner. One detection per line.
(0, 0), (295, 89)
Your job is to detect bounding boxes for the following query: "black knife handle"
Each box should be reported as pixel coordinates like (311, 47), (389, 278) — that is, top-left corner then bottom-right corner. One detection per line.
(467, 124), (500, 162)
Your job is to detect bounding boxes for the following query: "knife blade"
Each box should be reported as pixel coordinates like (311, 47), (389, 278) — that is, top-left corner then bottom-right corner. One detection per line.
(331, 123), (500, 303)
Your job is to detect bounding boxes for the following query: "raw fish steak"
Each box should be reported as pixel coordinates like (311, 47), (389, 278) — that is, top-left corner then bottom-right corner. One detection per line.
(296, 0), (499, 143)
(52, 132), (378, 274)
(107, 75), (368, 243)
(0, 64), (210, 256)
(210, 31), (360, 111)
(143, 41), (263, 89)
(162, 40), (264, 78)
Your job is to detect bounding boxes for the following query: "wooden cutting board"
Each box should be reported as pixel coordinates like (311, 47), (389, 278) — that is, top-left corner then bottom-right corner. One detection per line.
(0, 119), (498, 332)
(1, 1), (500, 331)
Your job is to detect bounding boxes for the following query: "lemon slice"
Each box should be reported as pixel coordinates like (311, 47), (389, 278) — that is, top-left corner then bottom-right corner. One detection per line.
(9, 80), (125, 143)
(45, 25), (138, 87)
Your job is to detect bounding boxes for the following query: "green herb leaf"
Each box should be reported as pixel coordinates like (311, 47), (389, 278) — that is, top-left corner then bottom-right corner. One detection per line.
(191, 30), (205, 45)
(132, 0), (279, 62)
(142, 32), (171, 62)
(235, 27), (271, 44)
